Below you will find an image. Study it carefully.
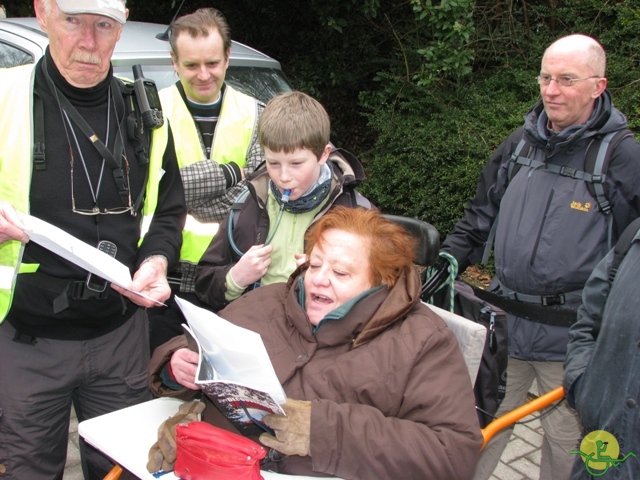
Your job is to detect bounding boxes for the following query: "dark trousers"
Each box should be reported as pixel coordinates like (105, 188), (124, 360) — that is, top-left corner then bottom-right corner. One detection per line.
(0, 309), (152, 480)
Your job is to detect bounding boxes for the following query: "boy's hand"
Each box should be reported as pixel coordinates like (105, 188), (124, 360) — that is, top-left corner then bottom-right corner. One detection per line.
(294, 253), (308, 267)
(230, 244), (273, 287)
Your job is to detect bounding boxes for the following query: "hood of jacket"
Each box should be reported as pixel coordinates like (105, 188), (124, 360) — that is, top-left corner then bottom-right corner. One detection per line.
(284, 264), (423, 349)
(523, 89), (628, 157)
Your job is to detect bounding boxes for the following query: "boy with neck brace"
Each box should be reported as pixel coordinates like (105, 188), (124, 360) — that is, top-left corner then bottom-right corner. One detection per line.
(193, 91), (371, 311)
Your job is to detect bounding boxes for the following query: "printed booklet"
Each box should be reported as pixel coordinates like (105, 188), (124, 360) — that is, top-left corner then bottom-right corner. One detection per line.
(175, 296), (286, 436)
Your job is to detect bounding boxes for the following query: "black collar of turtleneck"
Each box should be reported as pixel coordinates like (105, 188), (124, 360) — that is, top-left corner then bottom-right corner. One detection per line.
(41, 47), (113, 107)
(175, 80), (225, 118)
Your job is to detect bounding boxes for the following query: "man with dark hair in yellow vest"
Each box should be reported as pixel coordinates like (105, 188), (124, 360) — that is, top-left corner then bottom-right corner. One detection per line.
(0, 0), (186, 477)
(149, 7), (267, 351)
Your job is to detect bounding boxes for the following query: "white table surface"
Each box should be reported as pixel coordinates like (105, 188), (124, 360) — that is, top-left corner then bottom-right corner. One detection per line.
(78, 397), (342, 480)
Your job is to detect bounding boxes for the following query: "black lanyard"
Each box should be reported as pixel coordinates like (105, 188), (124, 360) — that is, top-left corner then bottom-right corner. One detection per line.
(41, 56), (131, 207)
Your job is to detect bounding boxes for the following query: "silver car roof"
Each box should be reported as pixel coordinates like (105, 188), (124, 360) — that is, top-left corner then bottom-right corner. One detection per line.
(0, 17), (283, 69)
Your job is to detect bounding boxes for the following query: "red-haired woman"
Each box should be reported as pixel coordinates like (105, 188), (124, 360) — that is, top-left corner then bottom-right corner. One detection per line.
(150, 207), (482, 479)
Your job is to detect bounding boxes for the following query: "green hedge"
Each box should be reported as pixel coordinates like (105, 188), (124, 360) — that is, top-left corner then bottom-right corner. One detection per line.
(359, 71), (538, 236)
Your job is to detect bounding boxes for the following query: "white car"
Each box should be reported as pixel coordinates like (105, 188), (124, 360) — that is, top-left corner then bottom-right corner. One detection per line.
(0, 17), (292, 103)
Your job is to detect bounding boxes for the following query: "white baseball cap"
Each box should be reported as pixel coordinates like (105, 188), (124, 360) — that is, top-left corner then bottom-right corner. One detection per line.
(55, 0), (127, 24)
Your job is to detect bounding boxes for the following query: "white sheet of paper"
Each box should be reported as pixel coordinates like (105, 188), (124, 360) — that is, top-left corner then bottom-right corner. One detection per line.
(20, 213), (163, 305)
(175, 296), (287, 405)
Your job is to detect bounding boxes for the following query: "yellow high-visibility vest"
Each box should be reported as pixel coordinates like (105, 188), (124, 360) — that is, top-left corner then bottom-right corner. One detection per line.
(160, 83), (259, 264)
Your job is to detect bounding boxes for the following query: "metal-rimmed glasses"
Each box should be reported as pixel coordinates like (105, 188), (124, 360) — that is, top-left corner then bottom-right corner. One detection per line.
(70, 146), (134, 216)
(536, 74), (600, 87)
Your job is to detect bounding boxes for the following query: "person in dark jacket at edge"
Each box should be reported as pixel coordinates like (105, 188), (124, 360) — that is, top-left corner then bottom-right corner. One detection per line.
(441, 34), (640, 480)
(0, 0), (186, 478)
(564, 226), (640, 479)
(149, 207), (483, 479)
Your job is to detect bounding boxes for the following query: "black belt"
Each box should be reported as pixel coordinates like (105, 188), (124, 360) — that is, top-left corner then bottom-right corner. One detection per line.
(470, 285), (577, 328)
(20, 272), (112, 314)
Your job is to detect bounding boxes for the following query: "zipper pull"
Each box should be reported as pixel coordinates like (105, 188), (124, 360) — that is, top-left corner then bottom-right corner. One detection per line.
(488, 312), (497, 354)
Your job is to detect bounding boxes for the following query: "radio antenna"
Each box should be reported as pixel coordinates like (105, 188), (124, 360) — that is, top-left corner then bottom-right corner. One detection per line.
(156, 0), (187, 41)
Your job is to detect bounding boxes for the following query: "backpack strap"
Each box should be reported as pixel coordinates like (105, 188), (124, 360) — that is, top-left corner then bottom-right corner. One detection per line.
(608, 216), (640, 283)
(506, 138), (533, 182)
(119, 79), (151, 167)
(33, 89), (46, 171)
(583, 128), (634, 216)
(118, 78), (151, 212)
(481, 138), (530, 264)
(227, 188), (251, 257)
(350, 189), (372, 209)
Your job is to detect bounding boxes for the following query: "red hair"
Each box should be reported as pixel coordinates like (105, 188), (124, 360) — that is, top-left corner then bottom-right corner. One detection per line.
(304, 207), (417, 288)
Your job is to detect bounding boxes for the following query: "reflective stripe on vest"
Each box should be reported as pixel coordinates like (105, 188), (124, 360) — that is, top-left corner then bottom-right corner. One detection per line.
(159, 83), (258, 264)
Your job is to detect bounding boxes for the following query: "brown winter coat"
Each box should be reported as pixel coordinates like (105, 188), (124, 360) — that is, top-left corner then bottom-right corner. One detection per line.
(149, 266), (482, 479)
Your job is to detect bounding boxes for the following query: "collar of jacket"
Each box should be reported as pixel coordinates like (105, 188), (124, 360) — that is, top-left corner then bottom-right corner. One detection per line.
(247, 152), (354, 210)
(523, 89), (627, 157)
(294, 276), (384, 331)
(284, 265), (422, 349)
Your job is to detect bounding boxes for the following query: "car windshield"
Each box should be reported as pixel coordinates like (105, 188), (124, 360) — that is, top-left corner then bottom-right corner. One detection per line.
(224, 67), (292, 104)
(113, 64), (291, 105)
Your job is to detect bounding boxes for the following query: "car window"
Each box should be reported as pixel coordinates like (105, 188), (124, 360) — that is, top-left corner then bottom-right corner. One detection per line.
(113, 65), (177, 90)
(0, 42), (33, 68)
(226, 66), (293, 104)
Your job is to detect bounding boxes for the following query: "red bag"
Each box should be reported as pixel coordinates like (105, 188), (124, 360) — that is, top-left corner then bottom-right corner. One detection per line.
(174, 421), (267, 480)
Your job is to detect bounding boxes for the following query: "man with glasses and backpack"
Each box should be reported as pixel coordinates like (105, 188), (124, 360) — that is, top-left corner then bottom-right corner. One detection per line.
(441, 34), (640, 480)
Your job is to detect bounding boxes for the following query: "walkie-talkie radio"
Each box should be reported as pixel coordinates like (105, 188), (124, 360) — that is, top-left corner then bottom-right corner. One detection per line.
(132, 64), (164, 130)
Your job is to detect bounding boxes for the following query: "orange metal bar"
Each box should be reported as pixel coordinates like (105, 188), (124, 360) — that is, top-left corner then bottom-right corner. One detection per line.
(481, 386), (565, 450)
(103, 465), (123, 480)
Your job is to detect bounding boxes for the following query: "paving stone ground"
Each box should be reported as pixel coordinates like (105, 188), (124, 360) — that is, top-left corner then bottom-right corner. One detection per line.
(489, 415), (543, 480)
(489, 380), (543, 480)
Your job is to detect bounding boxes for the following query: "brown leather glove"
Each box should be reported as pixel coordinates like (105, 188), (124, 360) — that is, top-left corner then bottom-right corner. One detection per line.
(146, 400), (206, 473)
(259, 398), (312, 457)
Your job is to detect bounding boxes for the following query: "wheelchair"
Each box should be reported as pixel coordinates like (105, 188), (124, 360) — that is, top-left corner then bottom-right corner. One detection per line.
(102, 214), (563, 479)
